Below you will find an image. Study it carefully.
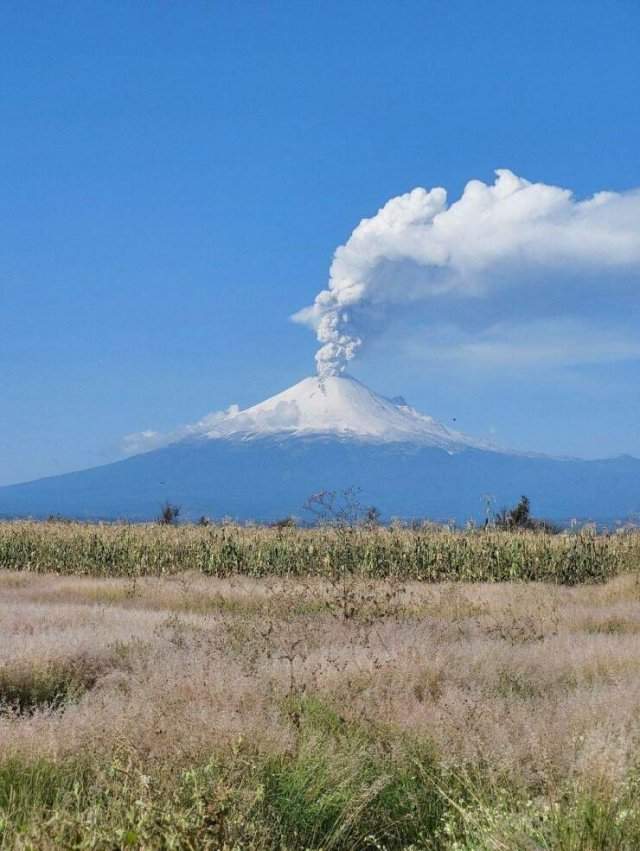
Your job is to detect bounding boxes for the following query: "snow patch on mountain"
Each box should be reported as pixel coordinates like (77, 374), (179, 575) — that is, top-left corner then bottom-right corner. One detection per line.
(123, 375), (500, 455)
(197, 375), (495, 452)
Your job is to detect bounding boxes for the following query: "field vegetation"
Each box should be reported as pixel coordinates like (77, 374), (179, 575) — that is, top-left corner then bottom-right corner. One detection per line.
(1, 521), (640, 848)
(1, 519), (639, 584)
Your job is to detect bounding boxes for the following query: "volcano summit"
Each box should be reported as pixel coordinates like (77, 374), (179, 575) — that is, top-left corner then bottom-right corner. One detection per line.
(0, 375), (638, 523)
(185, 375), (491, 451)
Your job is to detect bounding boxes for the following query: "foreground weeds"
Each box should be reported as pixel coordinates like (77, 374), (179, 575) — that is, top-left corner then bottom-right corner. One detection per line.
(2, 561), (640, 846)
(3, 726), (640, 849)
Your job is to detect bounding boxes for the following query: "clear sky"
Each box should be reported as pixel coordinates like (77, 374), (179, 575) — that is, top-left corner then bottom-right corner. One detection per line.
(2, 0), (639, 486)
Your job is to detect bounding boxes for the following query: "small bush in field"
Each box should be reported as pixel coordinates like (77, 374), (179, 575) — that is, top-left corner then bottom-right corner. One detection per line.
(158, 502), (181, 526)
(495, 495), (561, 533)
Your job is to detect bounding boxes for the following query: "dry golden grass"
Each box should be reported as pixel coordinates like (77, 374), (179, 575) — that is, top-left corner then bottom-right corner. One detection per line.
(3, 568), (640, 797)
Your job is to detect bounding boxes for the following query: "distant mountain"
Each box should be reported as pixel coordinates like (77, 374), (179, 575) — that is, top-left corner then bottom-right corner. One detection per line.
(1, 376), (638, 524)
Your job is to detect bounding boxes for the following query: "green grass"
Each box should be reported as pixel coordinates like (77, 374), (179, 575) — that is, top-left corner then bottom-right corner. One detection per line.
(2, 703), (640, 849)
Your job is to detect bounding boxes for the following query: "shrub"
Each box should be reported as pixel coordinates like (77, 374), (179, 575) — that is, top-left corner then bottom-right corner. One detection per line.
(158, 502), (181, 526)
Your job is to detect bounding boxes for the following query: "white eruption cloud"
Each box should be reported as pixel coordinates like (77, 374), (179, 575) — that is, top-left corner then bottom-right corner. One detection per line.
(294, 170), (640, 377)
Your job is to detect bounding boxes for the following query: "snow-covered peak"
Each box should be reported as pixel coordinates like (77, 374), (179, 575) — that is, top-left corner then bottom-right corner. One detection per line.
(200, 375), (493, 451)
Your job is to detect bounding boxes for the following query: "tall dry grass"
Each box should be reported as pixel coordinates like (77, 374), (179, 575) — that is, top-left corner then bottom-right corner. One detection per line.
(3, 569), (640, 846)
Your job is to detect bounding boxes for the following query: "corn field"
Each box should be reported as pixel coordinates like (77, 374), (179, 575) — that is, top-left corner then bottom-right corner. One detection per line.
(1, 520), (638, 583)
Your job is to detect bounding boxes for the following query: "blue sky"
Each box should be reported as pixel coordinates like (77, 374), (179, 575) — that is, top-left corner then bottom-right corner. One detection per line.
(2, 0), (639, 485)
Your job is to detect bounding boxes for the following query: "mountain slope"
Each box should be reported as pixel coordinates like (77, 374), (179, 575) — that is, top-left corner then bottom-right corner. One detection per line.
(200, 375), (492, 450)
(0, 376), (638, 523)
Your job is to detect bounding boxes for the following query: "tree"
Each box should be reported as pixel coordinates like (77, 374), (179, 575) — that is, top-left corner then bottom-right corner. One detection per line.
(158, 501), (181, 525)
(509, 495), (531, 527)
(303, 487), (379, 528)
(496, 495), (531, 529)
(495, 495), (559, 532)
(270, 516), (297, 529)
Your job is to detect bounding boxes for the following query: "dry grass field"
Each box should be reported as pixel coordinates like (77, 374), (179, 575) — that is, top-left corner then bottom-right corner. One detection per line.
(2, 534), (640, 848)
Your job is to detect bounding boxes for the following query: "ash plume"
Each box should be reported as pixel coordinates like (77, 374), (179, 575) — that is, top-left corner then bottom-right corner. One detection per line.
(294, 170), (640, 378)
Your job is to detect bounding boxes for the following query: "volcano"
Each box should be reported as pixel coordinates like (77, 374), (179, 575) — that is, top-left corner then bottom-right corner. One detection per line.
(184, 375), (492, 450)
(1, 375), (638, 523)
